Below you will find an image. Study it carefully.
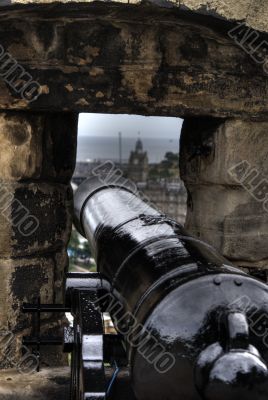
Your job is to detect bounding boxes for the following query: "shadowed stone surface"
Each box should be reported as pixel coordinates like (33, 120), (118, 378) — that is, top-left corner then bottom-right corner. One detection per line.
(5, 0), (268, 34)
(0, 112), (78, 368)
(0, 368), (70, 400)
(0, 367), (137, 400)
(180, 118), (268, 269)
(0, 4), (266, 117)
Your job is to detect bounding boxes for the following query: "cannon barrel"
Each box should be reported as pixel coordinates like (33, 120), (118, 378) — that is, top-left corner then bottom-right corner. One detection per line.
(74, 175), (268, 400)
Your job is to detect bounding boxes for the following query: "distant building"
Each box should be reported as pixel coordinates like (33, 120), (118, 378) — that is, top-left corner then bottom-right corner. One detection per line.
(73, 160), (128, 185)
(128, 138), (149, 182)
(72, 140), (187, 225)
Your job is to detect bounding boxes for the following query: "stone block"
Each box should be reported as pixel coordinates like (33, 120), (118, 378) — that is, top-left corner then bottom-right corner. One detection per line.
(185, 184), (268, 264)
(0, 249), (68, 368)
(0, 112), (43, 180)
(180, 119), (268, 186)
(0, 112), (77, 182)
(0, 182), (73, 258)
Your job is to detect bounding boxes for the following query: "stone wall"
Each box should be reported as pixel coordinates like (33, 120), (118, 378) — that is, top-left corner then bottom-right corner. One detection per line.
(0, 111), (77, 367)
(180, 118), (268, 274)
(0, 3), (267, 118)
(6, 0), (268, 34)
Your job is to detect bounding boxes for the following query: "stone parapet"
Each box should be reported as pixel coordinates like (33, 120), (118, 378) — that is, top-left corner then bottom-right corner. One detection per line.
(180, 118), (268, 270)
(0, 111), (77, 368)
(4, 1), (268, 36)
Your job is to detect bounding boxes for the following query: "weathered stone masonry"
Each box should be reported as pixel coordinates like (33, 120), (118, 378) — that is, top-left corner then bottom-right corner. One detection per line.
(0, 112), (77, 367)
(179, 118), (268, 277)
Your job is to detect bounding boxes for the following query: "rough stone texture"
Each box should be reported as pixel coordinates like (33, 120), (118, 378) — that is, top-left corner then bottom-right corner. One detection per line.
(0, 113), (77, 182)
(4, 0), (268, 34)
(0, 111), (78, 368)
(0, 114), (43, 180)
(0, 182), (73, 257)
(180, 0), (268, 33)
(0, 368), (70, 400)
(0, 367), (136, 400)
(180, 118), (268, 269)
(0, 4), (266, 117)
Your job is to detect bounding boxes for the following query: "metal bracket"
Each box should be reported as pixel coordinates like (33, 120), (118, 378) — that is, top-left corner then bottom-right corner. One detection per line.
(22, 272), (126, 400)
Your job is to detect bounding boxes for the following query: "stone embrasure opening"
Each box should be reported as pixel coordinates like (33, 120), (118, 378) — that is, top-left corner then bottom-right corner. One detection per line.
(68, 113), (187, 275)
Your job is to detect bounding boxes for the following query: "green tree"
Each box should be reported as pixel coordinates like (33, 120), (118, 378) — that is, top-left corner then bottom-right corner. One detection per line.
(69, 229), (80, 250)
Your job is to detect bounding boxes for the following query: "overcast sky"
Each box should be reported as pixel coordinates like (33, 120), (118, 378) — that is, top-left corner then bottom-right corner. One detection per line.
(78, 113), (183, 139)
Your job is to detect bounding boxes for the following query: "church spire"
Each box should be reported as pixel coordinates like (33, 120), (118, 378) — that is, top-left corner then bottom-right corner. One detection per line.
(135, 137), (143, 153)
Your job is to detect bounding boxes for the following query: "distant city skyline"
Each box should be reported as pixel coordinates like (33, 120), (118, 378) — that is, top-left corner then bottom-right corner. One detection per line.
(78, 113), (183, 139)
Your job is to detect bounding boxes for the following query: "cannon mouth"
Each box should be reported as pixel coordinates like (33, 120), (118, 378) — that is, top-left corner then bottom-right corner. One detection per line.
(73, 175), (136, 236)
(195, 312), (268, 400)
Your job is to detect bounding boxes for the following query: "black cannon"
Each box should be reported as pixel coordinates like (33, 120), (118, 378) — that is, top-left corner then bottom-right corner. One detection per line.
(24, 175), (268, 400)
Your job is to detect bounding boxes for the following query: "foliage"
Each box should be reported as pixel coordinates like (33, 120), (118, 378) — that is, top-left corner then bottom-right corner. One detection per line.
(148, 152), (180, 181)
(68, 227), (96, 272)
(69, 229), (80, 250)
